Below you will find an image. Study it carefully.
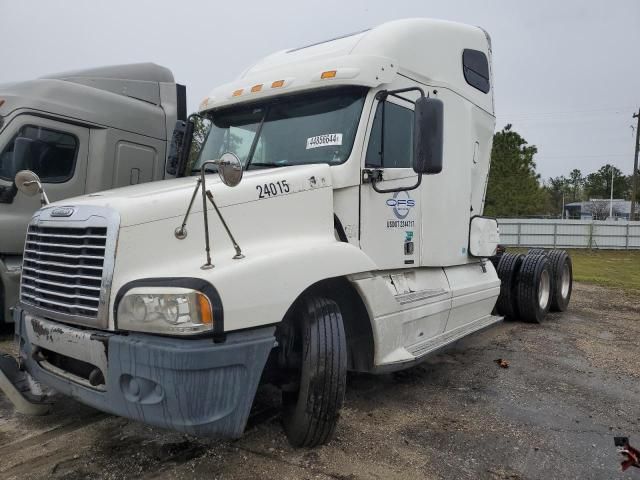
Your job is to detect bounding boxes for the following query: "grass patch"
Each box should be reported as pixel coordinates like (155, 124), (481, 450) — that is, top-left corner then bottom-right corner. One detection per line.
(509, 248), (640, 292)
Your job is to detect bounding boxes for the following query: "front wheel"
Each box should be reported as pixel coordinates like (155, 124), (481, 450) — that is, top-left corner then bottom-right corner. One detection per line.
(279, 295), (347, 447)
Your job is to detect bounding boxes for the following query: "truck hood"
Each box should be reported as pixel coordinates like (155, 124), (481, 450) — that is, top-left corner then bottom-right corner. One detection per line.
(52, 164), (334, 227)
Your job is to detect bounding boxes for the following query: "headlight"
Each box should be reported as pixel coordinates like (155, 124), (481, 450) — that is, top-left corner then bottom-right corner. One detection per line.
(117, 287), (214, 335)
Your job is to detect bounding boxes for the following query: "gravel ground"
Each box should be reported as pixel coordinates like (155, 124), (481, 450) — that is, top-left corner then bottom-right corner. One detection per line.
(0, 282), (638, 480)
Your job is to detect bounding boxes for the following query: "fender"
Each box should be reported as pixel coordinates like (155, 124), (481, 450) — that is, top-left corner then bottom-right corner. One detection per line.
(206, 240), (377, 331)
(110, 213), (377, 333)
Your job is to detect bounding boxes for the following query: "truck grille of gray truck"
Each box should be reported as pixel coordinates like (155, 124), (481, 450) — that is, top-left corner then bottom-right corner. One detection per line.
(21, 225), (107, 318)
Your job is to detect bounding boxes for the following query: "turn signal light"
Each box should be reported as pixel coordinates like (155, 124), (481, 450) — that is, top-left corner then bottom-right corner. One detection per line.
(232, 89), (244, 97)
(197, 292), (214, 325)
(321, 70), (337, 79)
(271, 80), (285, 88)
(0, 99), (5, 108)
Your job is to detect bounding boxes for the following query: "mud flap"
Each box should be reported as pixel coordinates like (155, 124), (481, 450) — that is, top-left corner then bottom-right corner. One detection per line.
(0, 353), (51, 415)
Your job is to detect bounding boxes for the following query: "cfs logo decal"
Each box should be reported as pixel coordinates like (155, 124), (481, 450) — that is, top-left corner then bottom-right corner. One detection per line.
(386, 191), (416, 220)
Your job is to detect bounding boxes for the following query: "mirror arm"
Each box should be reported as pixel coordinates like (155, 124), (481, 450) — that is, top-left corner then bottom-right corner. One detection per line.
(369, 172), (422, 194)
(194, 159), (245, 268)
(376, 86), (426, 103)
(174, 177), (202, 239)
(366, 86), (427, 194)
(205, 190), (244, 259)
(39, 184), (49, 206)
(200, 161), (215, 269)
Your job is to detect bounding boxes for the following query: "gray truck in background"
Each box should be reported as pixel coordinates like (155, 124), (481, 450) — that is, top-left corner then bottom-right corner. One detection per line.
(0, 63), (187, 323)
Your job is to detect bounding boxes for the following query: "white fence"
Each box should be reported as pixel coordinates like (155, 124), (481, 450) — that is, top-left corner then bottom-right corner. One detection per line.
(497, 219), (640, 249)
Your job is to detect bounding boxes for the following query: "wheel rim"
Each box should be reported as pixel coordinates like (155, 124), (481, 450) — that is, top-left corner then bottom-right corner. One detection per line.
(538, 269), (551, 310)
(560, 262), (571, 299)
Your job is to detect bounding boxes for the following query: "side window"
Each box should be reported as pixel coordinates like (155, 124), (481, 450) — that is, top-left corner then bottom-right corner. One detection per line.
(365, 101), (414, 168)
(462, 49), (490, 93)
(0, 125), (78, 183)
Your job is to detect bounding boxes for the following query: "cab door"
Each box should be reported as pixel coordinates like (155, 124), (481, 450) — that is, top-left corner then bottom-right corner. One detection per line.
(0, 115), (89, 253)
(359, 94), (422, 270)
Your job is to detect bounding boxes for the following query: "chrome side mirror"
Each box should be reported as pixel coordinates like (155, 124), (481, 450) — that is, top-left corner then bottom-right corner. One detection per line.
(217, 152), (243, 187)
(15, 170), (49, 205)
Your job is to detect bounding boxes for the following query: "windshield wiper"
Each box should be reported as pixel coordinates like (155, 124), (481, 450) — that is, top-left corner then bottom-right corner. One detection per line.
(245, 106), (269, 170)
(248, 162), (286, 168)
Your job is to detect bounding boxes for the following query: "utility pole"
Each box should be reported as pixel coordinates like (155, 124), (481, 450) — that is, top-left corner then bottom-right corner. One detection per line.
(631, 109), (640, 221)
(610, 166), (614, 219)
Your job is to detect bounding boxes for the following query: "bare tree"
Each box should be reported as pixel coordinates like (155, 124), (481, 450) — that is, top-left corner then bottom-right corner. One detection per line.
(584, 200), (621, 220)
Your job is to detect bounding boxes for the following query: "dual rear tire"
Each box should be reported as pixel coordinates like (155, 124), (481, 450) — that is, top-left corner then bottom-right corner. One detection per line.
(496, 249), (572, 323)
(546, 250), (572, 311)
(516, 254), (551, 323)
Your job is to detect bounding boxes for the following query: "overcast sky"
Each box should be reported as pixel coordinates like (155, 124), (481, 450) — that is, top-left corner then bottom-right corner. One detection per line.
(2, 0), (638, 179)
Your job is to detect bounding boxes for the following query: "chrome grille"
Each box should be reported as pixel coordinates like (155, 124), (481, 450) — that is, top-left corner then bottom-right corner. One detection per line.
(21, 225), (107, 317)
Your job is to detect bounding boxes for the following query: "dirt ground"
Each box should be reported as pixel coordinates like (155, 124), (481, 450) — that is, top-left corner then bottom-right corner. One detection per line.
(0, 283), (638, 480)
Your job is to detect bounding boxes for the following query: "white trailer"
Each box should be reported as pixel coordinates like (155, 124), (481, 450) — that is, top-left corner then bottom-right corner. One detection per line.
(3, 18), (572, 447)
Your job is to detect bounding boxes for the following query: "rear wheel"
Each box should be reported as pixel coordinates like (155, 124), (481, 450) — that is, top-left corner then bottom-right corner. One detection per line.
(527, 248), (546, 256)
(279, 295), (347, 447)
(547, 249), (572, 311)
(516, 254), (551, 323)
(495, 253), (524, 319)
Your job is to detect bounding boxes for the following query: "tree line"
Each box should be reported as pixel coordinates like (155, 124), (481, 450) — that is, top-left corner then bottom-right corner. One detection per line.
(484, 125), (638, 219)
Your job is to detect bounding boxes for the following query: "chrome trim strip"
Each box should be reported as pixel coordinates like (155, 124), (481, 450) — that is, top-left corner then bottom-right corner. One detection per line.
(26, 232), (107, 240)
(23, 249), (105, 260)
(23, 259), (103, 271)
(22, 267), (102, 281)
(22, 284), (102, 300)
(21, 275), (101, 291)
(21, 293), (100, 312)
(25, 240), (106, 250)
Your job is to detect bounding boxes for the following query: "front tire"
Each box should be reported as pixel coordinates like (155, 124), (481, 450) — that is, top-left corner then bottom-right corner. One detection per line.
(281, 296), (347, 447)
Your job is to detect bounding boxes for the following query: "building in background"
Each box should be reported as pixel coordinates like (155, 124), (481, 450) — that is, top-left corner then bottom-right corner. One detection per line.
(565, 200), (638, 220)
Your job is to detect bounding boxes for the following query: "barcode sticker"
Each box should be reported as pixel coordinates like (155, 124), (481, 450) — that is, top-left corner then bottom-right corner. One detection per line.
(306, 133), (343, 149)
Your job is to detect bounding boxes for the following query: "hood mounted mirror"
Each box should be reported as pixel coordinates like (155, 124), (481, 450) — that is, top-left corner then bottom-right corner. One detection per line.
(15, 170), (49, 205)
(217, 152), (243, 187)
(174, 153), (245, 268)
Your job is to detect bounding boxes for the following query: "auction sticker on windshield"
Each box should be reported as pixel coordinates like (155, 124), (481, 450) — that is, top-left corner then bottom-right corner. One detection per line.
(306, 133), (343, 149)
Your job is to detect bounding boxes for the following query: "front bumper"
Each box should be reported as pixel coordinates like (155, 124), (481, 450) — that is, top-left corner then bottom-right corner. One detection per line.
(0, 256), (21, 323)
(14, 307), (275, 438)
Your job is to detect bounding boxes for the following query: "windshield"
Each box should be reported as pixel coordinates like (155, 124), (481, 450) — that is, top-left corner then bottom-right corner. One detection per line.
(191, 87), (367, 173)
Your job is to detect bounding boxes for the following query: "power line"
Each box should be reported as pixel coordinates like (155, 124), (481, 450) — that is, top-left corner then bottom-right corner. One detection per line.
(535, 153), (630, 159)
(499, 106), (635, 117)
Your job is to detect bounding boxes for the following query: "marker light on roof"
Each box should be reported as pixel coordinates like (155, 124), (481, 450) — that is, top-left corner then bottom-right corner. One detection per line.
(232, 89), (244, 97)
(320, 70), (337, 79)
(251, 84), (263, 93)
(271, 80), (285, 88)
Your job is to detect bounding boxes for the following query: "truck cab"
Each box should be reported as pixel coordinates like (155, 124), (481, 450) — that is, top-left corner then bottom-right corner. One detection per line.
(0, 63), (186, 322)
(9, 19), (504, 447)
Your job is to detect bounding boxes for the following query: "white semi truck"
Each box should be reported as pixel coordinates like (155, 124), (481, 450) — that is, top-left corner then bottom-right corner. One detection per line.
(3, 19), (572, 447)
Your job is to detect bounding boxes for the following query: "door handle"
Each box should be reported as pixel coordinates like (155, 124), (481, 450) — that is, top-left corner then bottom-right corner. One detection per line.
(130, 168), (141, 185)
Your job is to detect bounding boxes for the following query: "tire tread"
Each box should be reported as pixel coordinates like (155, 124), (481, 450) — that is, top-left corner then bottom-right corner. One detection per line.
(283, 296), (346, 447)
(517, 254), (550, 323)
